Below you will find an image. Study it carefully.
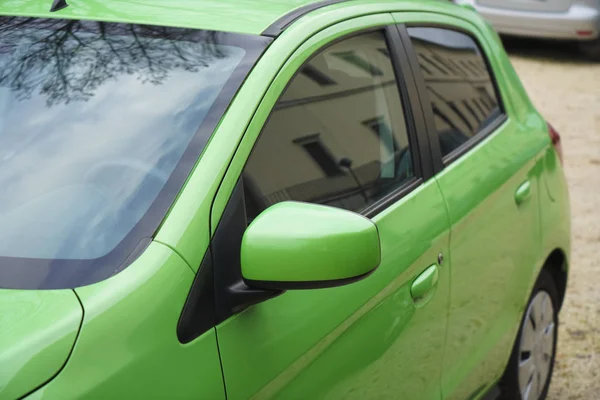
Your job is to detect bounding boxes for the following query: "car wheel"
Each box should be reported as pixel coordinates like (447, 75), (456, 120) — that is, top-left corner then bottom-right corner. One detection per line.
(499, 269), (559, 400)
(579, 38), (600, 61)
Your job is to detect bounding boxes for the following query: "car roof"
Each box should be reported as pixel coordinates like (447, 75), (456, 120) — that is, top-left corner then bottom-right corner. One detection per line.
(0, 0), (450, 36)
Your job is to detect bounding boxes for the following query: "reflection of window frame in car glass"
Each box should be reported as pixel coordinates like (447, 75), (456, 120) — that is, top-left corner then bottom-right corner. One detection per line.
(362, 115), (397, 179)
(333, 50), (384, 77)
(243, 28), (420, 223)
(300, 64), (337, 86)
(0, 17), (271, 290)
(293, 134), (342, 177)
(406, 25), (506, 164)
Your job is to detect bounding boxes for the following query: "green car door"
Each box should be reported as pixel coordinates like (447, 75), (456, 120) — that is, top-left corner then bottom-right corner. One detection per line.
(396, 12), (548, 400)
(210, 15), (451, 400)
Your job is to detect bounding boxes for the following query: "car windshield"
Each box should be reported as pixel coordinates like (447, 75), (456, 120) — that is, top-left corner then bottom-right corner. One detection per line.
(0, 17), (268, 289)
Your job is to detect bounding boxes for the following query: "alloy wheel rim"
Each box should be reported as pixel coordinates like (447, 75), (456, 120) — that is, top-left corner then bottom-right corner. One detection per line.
(518, 291), (556, 400)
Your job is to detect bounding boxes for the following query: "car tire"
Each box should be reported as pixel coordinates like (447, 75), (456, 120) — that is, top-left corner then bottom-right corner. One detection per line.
(579, 38), (600, 61)
(498, 269), (559, 400)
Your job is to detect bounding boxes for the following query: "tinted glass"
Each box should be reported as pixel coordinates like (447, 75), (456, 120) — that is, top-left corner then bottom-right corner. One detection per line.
(407, 27), (502, 158)
(243, 31), (414, 221)
(0, 17), (268, 289)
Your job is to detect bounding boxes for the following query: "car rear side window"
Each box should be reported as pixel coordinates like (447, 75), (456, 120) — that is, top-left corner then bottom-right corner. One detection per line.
(407, 27), (503, 159)
(242, 31), (415, 221)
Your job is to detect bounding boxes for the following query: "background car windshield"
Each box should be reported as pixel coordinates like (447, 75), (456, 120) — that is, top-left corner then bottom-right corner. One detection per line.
(0, 18), (246, 260)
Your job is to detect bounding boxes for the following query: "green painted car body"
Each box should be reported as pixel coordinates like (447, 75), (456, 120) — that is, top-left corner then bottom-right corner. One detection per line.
(0, 1), (570, 399)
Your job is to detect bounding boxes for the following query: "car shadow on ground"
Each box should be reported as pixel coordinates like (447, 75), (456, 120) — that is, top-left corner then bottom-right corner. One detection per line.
(501, 36), (596, 65)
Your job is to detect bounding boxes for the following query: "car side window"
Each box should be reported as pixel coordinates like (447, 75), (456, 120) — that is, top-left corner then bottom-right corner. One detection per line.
(243, 31), (415, 221)
(407, 27), (503, 159)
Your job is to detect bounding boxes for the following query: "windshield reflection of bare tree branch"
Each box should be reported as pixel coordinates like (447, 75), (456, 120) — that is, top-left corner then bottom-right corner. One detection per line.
(0, 18), (225, 106)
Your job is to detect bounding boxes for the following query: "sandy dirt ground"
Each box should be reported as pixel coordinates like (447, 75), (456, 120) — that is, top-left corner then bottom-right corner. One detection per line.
(503, 38), (600, 399)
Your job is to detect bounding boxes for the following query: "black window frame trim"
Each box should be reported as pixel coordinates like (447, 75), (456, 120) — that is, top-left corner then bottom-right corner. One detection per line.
(398, 23), (508, 172)
(262, 0), (350, 38)
(362, 177), (423, 218)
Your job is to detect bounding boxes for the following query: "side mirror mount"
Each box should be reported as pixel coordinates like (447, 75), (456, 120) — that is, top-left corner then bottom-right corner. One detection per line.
(241, 202), (380, 290)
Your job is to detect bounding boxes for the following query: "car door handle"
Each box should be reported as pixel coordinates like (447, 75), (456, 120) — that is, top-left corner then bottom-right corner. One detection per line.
(515, 180), (532, 205)
(410, 265), (439, 308)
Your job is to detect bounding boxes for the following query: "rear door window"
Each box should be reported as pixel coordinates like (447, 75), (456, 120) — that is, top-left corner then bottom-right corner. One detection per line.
(406, 27), (503, 158)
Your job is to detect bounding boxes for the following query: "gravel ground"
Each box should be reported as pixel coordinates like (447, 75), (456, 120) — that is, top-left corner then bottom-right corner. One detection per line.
(504, 38), (600, 399)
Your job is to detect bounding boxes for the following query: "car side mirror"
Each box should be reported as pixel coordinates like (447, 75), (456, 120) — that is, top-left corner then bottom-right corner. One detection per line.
(241, 201), (380, 290)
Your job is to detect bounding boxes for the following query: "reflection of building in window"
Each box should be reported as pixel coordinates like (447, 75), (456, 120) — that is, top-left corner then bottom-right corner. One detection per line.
(293, 134), (341, 177)
(476, 87), (495, 110)
(242, 32), (414, 219)
(362, 116), (396, 156)
(378, 48), (390, 58)
(420, 54), (450, 76)
(448, 101), (474, 133)
(462, 99), (481, 124)
(334, 51), (384, 76)
(362, 115), (413, 180)
(408, 28), (501, 157)
(300, 64), (336, 86)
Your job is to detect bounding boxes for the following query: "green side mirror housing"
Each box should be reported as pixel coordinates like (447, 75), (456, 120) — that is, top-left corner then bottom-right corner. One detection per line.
(241, 201), (381, 290)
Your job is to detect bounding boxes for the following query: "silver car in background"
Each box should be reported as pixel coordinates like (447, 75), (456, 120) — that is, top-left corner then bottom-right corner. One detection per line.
(455, 0), (600, 59)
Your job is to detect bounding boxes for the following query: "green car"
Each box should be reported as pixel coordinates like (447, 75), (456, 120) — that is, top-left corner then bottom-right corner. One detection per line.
(0, 1), (570, 399)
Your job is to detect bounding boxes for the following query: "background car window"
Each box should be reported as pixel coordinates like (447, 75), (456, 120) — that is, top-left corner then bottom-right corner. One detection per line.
(407, 27), (502, 158)
(243, 31), (414, 221)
